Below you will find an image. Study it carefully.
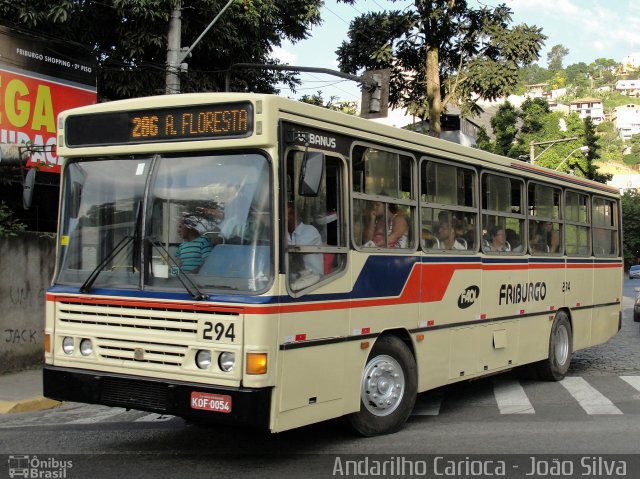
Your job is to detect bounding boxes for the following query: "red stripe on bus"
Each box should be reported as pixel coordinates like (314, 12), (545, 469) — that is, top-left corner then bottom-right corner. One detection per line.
(46, 260), (623, 315)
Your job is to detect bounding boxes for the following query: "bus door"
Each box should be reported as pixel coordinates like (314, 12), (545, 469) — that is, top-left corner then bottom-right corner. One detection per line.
(276, 147), (350, 428)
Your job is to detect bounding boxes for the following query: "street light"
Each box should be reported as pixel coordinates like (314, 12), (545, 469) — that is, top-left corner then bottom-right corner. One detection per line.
(529, 137), (579, 164)
(554, 146), (589, 171)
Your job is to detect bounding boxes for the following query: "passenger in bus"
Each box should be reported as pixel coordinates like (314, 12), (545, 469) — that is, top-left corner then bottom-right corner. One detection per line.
(548, 229), (561, 253)
(176, 215), (212, 273)
(487, 227), (509, 252)
(506, 229), (523, 252)
(287, 202), (323, 275)
(364, 201), (409, 248)
(529, 222), (549, 253)
(436, 220), (466, 250)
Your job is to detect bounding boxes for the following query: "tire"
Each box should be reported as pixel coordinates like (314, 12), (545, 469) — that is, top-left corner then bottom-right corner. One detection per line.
(536, 311), (573, 381)
(348, 335), (417, 436)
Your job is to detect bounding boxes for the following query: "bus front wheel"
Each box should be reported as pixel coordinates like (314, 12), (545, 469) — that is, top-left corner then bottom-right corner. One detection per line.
(348, 335), (417, 436)
(536, 311), (573, 381)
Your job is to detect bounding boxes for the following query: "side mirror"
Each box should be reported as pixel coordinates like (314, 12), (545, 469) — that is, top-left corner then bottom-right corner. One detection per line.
(299, 151), (324, 197)
(23, 168), (36, 210)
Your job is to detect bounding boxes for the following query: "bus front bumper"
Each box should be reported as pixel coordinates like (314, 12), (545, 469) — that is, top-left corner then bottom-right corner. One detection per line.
(43, 365), (272, 429)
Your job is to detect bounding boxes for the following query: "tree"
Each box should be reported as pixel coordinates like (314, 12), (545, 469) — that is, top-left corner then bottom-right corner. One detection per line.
(589, 57), (619, 86)
(547, 44), (569, 72)
(517, 64), (553, 89)
(581, 117), (611, 183)
(565, 62), (590, 90)
(596, 121), (626, 163)
(298, 91), (358, 115)
(0, 0), (323, 101)
(336, 0), (545, 137)
(622, 190), (640, 266)
(474, 126), (493, 153)
(623, 134), (640, 166)
(490, 102), (519, 156)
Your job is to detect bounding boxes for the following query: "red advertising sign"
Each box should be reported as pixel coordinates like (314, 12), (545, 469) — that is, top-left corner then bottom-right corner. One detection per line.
(0, 26), (96, 173)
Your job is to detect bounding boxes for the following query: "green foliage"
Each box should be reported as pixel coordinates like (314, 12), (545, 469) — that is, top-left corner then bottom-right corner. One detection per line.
(623, 154), (640, 166)
(0, 0), (323, 100)
(0, 201), (26, 236)
(336, 0), (545, 135)
(547, 44), (569, 72)
(630, 133), (640, 156)
(490, 102), (519, 156)
(595, 121), (625, 163)
(622, 190), (640, 264)
(474, 126), (493, 153)
(298, 91), (357, 115)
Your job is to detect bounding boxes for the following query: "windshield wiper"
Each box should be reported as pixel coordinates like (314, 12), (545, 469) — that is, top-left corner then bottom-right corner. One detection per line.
(80, 200), (144, 294)
(79, 235), (134, 294)
(146, 237), (208, 301)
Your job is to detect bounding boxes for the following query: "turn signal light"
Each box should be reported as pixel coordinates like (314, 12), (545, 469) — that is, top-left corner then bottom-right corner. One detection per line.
(44, 334), (51, 353)
(246, 352), (268, 375)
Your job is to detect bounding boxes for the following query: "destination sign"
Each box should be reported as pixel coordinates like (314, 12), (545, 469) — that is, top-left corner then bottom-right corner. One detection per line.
(65, 102), (253, 147)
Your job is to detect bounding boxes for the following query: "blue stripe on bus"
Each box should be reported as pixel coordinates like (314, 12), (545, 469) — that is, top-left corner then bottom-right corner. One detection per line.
(420, 256), (482, 263)
(481, 257), (528, 264)
(48, 254), (621, 305)
(529, 257), (565, 264)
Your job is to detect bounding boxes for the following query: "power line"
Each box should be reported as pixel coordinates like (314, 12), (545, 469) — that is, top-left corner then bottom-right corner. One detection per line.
(323, 5), (350, 26)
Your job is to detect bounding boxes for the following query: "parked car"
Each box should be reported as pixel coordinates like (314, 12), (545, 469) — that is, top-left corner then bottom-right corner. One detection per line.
(629, 265), (640, 279)
(635, 288), (640, 323)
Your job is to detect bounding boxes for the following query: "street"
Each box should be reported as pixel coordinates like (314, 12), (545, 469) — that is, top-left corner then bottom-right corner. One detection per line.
(1, 279), (639, 478)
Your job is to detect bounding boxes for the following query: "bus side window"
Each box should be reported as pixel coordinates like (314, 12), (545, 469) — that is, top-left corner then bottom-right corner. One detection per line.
(286, 150), (347, 293)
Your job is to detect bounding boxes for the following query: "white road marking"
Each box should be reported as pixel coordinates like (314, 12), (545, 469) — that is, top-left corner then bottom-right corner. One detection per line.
(620, 376), (640, 392)
(68, 406), (127, 424)
(560, 377), (623, 415)
(492, 377), (535, 414)
(134, 413), (175, 422)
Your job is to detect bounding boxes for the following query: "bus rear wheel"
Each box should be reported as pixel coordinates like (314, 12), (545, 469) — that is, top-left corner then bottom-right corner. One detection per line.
(348, 335), (417, 436)
(536, 311), (573, 381)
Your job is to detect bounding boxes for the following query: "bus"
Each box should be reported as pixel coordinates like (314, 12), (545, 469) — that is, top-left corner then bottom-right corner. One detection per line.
(43, 93), (623, 436)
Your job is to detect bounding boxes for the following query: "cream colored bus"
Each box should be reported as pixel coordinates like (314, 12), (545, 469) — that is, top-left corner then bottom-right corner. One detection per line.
(43, 93), (623, 436)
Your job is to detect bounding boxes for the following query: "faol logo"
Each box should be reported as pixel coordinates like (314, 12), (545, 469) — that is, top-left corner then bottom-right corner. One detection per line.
(458, 285), (480, 309)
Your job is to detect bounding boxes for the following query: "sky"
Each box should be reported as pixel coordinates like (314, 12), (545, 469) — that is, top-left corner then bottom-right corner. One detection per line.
(273, 0), (640, 105)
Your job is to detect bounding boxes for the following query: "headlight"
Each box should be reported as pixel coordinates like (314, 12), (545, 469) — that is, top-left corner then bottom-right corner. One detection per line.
(195, 350), (212, 369)
(62, 336), (75, 355)
(218, 352), (236, 372)
(79, 338), (93, 356)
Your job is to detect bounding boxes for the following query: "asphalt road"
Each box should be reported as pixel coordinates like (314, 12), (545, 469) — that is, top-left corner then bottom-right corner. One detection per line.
(1, 280), (639, 479)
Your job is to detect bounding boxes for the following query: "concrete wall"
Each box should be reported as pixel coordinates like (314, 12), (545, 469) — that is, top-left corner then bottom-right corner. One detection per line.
(0, 232), (56, 374)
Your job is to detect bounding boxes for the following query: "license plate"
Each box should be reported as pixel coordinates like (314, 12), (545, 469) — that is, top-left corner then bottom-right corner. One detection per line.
(190, 392), (232, 413)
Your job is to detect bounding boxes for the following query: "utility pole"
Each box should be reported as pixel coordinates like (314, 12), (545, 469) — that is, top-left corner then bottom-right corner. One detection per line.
(165, 0), (236, 94)
(165, 0), (182, 94)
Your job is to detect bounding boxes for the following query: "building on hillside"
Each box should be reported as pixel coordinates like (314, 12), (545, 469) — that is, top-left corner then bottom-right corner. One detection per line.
(397, 105), (490, 148)
(613, 104), (640, 141)
(607, 174), (640, 194)
(615, 79), (640, 97)
(548, 100), (570, 114)
(524, 83), (548, 99)
(622, 53), (640, 70)
(569, 98), (605, 124)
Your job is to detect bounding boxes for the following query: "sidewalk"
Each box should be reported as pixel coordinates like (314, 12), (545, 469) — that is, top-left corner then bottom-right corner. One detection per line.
(0, 367), (60, 414)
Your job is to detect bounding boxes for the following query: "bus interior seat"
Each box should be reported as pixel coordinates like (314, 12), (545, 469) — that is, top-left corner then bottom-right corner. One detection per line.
(199, 244), (270, 278)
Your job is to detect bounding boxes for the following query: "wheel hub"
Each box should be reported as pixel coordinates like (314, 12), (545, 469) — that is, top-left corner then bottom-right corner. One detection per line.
(361, 355), (405, 416)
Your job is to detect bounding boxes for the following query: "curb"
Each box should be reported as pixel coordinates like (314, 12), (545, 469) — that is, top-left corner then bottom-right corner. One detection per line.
(0, 397), (61, 414)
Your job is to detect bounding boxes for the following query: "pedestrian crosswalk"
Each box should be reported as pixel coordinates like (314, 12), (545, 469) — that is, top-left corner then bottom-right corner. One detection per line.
(411, 374), (640, 419)
(1, 375), (640, 429)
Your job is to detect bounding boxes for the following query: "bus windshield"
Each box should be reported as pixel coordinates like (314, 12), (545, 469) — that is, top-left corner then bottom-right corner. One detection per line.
(56, 152), (272, 294)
